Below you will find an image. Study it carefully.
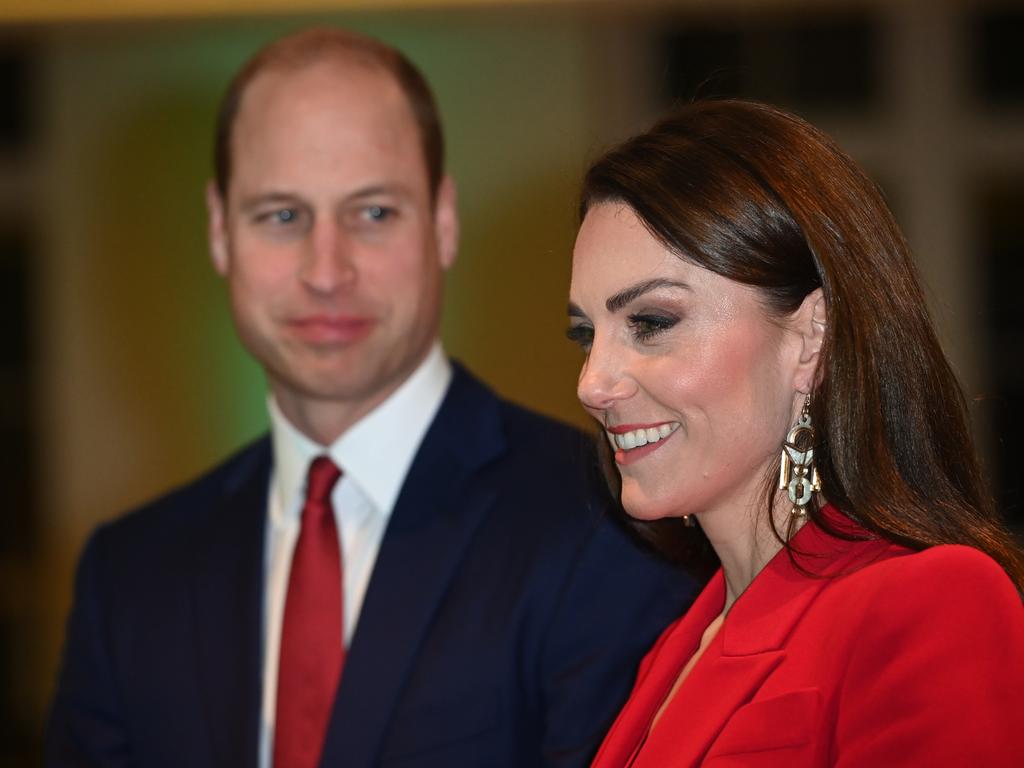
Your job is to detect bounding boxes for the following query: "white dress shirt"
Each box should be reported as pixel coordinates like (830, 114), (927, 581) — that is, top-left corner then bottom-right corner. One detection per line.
(258, 343), (452, 768)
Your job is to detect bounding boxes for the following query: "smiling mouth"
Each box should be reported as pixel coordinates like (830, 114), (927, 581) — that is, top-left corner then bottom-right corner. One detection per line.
(606, 422), (680, 452)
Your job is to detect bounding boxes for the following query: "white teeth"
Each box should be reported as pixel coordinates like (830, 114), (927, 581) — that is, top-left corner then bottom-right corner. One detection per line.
(610, 423), (680, 451)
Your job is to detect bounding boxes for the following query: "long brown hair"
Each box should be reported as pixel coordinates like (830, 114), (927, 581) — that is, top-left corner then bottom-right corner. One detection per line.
(580, 99), (1024, 591)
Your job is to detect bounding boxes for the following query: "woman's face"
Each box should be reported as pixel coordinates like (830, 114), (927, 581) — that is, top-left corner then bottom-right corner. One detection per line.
(569, 203), (803, 522)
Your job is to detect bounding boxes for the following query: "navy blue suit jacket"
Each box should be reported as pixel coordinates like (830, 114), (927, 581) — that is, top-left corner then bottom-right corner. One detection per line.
(46, 364), (695, 767)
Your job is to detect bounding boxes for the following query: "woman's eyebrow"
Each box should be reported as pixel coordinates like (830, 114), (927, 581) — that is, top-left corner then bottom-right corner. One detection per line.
(606, 278), (690, 313)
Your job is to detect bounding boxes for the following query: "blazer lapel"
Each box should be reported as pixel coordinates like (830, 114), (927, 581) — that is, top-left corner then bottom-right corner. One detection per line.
(677, 518), (890, 764)
(604, 507), (893, 767)
(190, 438), (272, 768)
(662, 563), (816, 765)
(320, 366), (505, 768)
(593, 572), (728, 768)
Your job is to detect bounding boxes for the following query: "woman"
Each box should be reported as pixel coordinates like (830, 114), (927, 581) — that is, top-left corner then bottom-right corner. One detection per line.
(567, 100), (1024, 767)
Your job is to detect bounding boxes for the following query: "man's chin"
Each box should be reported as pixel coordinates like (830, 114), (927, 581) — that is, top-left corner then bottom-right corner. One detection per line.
(270, 364), (402, 407)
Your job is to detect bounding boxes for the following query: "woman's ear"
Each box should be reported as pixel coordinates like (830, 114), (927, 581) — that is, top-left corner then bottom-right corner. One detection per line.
(793, 287), (826, 392)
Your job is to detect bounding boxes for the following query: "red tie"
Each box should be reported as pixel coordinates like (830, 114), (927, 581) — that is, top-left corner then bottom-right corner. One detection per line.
(274, 456), (344, 768)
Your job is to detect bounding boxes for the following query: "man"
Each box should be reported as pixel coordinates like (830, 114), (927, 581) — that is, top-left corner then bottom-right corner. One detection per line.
(46, 27), (693, 768)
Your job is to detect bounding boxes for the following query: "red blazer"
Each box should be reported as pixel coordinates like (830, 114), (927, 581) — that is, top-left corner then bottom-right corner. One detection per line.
(592, 507), (1024, 767)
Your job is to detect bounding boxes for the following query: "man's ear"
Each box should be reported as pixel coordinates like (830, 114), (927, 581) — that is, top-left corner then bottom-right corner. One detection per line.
(206, 180), (230, 276)
(792, 287), (826, 393)
(433, 174), (459, 270)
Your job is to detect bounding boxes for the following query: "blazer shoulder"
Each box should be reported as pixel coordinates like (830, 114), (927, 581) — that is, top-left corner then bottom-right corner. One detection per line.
(498, 398), (592, 455)
(92, 434), (271, 549)
(494, 398), (614, 526)
(451, 359), (586, 438)
(905, 544), (1019, 606)
(447, 361), (601, 487)
(821, 544), (1024, 765)
(843, 542), (1017, 593)
(826, 542), (1023, 632)
(445, 363), (673, 570)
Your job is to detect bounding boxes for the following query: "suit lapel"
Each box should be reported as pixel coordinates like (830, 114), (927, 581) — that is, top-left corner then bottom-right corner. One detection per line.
(190, 438), (272, 768)
(320, 366), (505, 768)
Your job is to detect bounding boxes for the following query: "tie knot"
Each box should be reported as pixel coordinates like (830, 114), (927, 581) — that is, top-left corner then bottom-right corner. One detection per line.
(305, 456), (341, 505)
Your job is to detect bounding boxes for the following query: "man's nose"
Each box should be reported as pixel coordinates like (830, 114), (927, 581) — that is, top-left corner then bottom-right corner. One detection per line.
(577, 338), (637, 412)
(300, 220), (356, 293)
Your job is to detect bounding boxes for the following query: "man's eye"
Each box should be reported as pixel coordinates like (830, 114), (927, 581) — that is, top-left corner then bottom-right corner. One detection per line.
(254, 208), (301, 226)
(363, 205), (395, 222)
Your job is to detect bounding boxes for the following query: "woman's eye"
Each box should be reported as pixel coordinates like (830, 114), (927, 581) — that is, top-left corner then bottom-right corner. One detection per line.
(565, 324), (594, 352)
(627, 313), (678, 342)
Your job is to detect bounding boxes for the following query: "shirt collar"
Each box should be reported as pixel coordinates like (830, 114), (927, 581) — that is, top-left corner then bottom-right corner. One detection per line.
(269, 342), (452, 522)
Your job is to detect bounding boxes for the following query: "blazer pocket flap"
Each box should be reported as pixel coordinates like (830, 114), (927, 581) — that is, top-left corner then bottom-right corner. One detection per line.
(706, 687), (820, 758)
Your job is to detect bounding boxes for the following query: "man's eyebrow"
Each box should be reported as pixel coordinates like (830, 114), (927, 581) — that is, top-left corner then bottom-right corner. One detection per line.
(236, 184), (415, 212)
(606, 278), (690, 313)
(237, 191), (301, 210)
(347, 183), (414, 202)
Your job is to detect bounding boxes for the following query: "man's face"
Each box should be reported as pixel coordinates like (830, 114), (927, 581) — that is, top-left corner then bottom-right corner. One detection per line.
(208, 58), (457, 438)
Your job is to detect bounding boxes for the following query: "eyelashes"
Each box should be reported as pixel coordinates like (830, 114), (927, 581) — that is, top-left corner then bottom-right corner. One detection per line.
(565, 312), (679, 351)
(627, 313), (679, 342)
(565, 324), (593, 351)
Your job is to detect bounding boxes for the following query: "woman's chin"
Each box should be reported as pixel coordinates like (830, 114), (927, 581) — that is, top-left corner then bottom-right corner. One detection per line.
(620, 488), (689, 522)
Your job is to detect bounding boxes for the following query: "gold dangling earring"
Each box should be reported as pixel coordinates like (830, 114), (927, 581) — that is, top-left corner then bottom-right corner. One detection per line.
(779, 394), (821, 518)
(682, 514), (696, 528)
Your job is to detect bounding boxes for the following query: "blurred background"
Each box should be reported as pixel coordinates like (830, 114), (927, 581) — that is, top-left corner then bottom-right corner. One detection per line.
(1, 0), (1022, 762)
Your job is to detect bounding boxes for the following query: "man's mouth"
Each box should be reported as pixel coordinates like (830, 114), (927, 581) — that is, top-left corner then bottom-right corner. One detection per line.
(287, 314), (376, 344)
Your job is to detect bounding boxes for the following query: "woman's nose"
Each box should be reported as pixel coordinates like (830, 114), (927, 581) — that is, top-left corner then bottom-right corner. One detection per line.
(577, 341), (637, 412)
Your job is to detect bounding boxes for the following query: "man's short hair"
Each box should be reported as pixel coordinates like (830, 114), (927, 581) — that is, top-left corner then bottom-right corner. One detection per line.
(213, 27), (445, 201)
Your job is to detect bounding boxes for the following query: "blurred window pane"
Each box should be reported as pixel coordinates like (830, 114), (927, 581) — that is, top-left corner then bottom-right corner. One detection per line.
(0, 41), (36, 151)
(0, 223), (34, 762)
(976, 179), (1024, 525)
(0, 225), (34, 552)
(971, 7), (1024, 107)
(662, 25), (745, 102)
(660, 12), (878, 113)
(790, 15), (877, 109)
